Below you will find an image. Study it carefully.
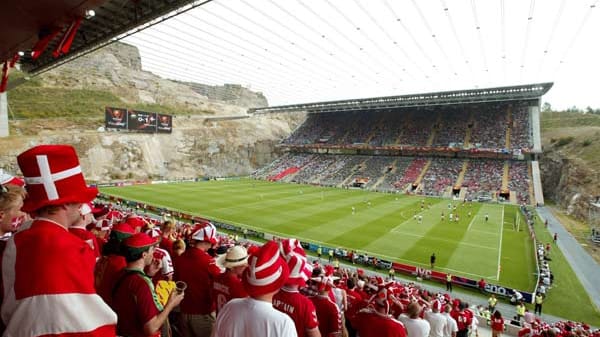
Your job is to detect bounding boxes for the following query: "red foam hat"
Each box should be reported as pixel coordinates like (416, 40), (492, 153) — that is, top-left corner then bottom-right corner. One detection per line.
(279, 238), (312, 286)
(0, 169), (25, 187)
(243, 241), (289, 297)
(191, 222), (218, 245)
(17, 145), (97, 212)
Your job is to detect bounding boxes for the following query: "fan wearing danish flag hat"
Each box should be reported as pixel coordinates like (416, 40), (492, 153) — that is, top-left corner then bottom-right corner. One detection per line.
(213, 240), (297, 337)
(273, 238), (320, 337)
(173, 221), (223, 337)
(309, 273), (344, 337)
(1, 145), (117, 337)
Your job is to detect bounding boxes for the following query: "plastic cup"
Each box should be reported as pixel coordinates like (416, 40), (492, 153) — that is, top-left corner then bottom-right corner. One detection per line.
(175, 281), (187, 294)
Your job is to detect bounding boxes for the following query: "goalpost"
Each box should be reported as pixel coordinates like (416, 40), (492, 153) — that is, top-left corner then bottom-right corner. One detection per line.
(515, 211), (520, 232)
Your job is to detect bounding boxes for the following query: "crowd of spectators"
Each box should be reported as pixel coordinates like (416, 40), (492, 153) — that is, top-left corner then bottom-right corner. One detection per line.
(509, 161), (531, 204)
(462, 160), (505, 200)
(281, 103), (533, 151)
(510, 104), (532, 151)
(430, 110), (470, 147)
(256, 154), (532, 205)
(420, 159), (464, 196)
(468, 105), (509, 150)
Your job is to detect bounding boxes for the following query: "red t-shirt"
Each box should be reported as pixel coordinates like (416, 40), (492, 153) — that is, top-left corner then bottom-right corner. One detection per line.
(212, 272), (247, 314)
(273, 287), (319, 337)
(112, 269), (163, 337)
(453, 310), (472, 331)
(353, 309), (407, 337)
(95, 254), (127, 306)
(491, 317), (504, 331)
(310, 295), (342, 337)
(174, 247), (222, 314)
(159, 237), (174, 256)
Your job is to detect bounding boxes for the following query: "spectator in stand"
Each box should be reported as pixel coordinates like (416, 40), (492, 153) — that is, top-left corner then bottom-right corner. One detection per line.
(172, 238), (186, 257)
(95, 223), (136, 306)
(69, 202), (102, 260)
(112, 232), (184, 337)
(213, 240), (297, 337)
(212, 245), (249, 314)
(398, 301), (430, 337)
(490, 310), (505, 337)
(0, 183), (26, 335)
(160, 220), (177, 256)
(174, 222), (223, 337)
(273, 239), (320, 337)
(1, 144), (117, 337)
(442, 304), (458, 337)
(425, 300), (447, 337)
(352, 288), (407, 337)
(451, 301), (472, 337)
(478, 279), (486, 293)
(310, 275), (344, 337)
(0, 184), (26, 244)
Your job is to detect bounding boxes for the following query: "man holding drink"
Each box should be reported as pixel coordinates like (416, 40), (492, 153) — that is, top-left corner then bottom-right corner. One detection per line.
(112, 232), (184, 337)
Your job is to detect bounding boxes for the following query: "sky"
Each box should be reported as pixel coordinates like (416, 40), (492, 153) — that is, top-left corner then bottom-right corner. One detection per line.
(122, 0), (600, 110)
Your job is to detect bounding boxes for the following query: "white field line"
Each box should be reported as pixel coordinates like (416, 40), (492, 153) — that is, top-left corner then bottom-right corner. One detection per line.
(497, 206), (505, 281)
(467, 214), (477, 231)
(389, 230), (496, 250)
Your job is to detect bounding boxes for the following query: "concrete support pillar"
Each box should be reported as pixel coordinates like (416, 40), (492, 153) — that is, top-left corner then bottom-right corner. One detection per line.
(0, 92), (9, 137)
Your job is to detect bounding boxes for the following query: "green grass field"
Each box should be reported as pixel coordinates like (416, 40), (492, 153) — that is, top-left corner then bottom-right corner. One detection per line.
(101, 178), (600, 324)
(101, 179), (535, 290)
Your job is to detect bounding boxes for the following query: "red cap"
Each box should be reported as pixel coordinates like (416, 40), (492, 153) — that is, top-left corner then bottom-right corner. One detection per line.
(123, 233), (158, 249)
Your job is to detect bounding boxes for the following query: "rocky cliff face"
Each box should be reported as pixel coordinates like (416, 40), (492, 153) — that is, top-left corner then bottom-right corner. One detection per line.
(39, 42), (268, 115)
(2, 113), (305, 181)
(1, 42), (304, 181)
(540, 126), (600, 221)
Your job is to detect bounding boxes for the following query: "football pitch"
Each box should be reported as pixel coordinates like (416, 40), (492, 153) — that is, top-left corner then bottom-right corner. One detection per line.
(101, 179), (536, 291)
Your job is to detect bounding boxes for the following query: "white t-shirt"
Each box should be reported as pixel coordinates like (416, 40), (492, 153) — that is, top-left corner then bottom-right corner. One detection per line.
(442, 312), (458, 337)
(399, 314), (431, 337)
(425, 311), (448, 337)
(214, 297), (298, 337)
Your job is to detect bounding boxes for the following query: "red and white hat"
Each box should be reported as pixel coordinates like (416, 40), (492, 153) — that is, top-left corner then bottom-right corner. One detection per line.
(243, 240), (289, 297)
(95, 218), (112, 231)
(0, 169), (25, 187)
(17, 145), (97, 212)
(191, 222), (218, 245)
(279, 239), (312, 286)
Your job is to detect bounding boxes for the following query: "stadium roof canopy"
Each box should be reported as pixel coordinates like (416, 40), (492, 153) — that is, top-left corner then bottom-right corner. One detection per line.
(0, 0), (207, 78)
(249, 82), (554, 114)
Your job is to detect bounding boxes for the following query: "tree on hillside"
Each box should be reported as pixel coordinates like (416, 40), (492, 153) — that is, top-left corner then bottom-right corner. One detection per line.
(542, 102), (552, 112)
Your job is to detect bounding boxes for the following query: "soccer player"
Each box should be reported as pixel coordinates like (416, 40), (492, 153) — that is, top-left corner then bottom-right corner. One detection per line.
(485, 213), (489, 222)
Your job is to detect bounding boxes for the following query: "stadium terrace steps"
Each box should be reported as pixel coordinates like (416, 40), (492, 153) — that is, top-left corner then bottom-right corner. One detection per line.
(502, 161), (510, 191)
(413, 159), (432, 187)
(531, 161), (544, 205)
(527, 162), (536, 205)
(463, 111), (474, 147)
(454, 160), (469, 188)
(505, 105), (512, 149)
